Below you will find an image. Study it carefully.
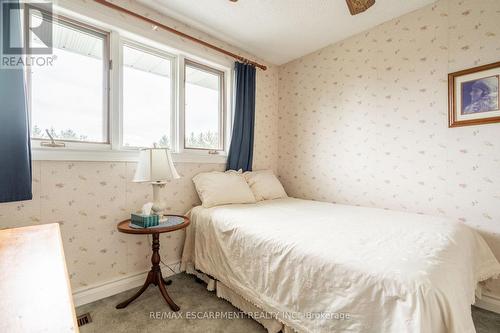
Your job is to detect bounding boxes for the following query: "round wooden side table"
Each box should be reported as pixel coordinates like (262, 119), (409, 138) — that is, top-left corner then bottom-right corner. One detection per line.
(115, 215), (190, 312)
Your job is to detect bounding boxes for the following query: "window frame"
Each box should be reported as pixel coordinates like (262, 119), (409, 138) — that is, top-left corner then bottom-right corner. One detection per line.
(119, 39), (177, 151)
(28, 10), (111, 149)
(29, 6), (232, 164)
(182, 59), (226, 153)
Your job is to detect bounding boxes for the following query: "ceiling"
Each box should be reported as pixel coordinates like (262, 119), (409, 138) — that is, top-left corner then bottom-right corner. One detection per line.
(138, 0), (437, 65)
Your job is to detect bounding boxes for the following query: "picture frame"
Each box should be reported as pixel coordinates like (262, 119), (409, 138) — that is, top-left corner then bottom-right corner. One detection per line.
(448, 61), (500, 128)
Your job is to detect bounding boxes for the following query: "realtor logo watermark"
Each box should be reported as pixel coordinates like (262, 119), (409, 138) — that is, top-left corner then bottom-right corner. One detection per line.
(150, 310), (352, 321)
(1, 1), (55, 68)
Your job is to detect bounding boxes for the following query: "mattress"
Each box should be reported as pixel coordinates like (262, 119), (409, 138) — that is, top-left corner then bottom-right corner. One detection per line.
(181, 198), (500, 333)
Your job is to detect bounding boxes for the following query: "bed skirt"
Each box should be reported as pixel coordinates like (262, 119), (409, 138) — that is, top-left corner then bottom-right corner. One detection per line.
(183, 262), (295, 333)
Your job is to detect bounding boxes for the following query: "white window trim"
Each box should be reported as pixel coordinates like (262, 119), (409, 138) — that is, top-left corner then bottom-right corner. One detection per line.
(28, 11), (112, 148)
(182, 58), (225, 153)
(30, 5), (233, 164)
(31, 148), (228, 164)
(119, 38), (177, 151)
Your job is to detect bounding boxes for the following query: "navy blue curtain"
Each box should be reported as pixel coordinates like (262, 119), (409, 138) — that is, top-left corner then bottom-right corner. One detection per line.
(0, 0), (32, 203)
(226, 62), (256, 172)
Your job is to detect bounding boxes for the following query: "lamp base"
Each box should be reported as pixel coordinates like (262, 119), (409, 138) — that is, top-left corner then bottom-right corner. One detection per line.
(151, 182), (166, 216)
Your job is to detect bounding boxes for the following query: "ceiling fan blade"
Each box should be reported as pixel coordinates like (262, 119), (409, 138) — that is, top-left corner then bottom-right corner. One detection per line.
(345, 0), (376, 15)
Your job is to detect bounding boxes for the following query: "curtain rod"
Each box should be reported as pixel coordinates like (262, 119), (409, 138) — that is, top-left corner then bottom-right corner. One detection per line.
(93, 0), (267, 70)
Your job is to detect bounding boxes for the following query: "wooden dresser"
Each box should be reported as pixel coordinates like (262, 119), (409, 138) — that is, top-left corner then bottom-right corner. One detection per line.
(0, 223), (78, 332)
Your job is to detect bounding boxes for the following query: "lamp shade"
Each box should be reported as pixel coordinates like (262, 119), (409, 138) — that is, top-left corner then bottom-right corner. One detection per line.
(133, 148), (180, 183)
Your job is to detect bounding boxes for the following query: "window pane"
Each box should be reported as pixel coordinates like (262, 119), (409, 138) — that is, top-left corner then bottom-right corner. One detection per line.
(185, 62), (223, 150)
(122, 44), (172, 148)
(30, 15), (107, 143)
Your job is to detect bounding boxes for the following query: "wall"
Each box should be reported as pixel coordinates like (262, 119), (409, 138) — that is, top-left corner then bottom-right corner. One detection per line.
(0, 0), (278, 295)
(278, 0), (500, 297)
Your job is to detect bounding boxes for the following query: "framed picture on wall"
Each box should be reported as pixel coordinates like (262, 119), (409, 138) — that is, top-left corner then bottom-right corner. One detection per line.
(448, 61), (500, 127)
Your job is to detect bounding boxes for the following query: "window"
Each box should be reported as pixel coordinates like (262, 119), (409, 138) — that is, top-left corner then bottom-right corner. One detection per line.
(122, 43), (174, 148)
(28, 8), (231, 162)
(29, 13), (109, 143)
(184, 60), (225, 151)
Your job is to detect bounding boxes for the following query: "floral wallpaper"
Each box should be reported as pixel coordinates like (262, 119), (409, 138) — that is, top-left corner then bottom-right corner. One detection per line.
(0, 80), (277, 292)
(0, 146), (277, 291)
(0, 0), (279, 292)
(0, 161), (220, 289)
(254, 66), (280, 173)
(278, 0), (500, 295)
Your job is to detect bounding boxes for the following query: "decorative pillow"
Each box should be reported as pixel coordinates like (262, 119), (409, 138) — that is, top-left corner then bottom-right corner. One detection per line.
(243, 170), (287, 201)
(192, 171), (256, 208)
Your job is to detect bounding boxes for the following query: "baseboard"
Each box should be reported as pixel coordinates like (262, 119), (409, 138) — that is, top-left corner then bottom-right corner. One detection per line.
(475, 292), (500, 314)
(72, 260), (181, 307)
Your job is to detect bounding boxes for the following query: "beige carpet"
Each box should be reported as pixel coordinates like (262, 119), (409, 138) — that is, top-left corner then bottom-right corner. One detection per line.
(77, 273), (500, 333)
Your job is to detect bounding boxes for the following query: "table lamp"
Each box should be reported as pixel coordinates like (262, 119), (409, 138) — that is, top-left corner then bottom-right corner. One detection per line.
(133, 148), (180, 216)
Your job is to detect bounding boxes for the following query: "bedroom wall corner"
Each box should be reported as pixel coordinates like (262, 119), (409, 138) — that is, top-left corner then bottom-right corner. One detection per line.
(253, 65), (280, 173)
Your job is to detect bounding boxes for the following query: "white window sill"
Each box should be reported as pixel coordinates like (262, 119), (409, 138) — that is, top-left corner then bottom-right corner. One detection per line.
(31, 148), (227, 164)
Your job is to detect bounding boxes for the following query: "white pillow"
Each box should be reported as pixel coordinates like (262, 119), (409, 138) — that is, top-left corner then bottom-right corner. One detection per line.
(243, 170), (287, 201)
(192, 171), (256, 208)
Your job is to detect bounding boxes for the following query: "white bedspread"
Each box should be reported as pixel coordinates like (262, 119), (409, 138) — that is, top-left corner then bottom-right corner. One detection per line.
(181, 198), (500, 333)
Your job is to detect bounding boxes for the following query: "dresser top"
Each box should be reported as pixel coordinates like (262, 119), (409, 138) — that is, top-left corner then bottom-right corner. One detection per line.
(0, 223), (78, 333)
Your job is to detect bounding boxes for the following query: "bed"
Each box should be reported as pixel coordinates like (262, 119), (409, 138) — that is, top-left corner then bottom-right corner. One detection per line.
(181, 198), (500, 333)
